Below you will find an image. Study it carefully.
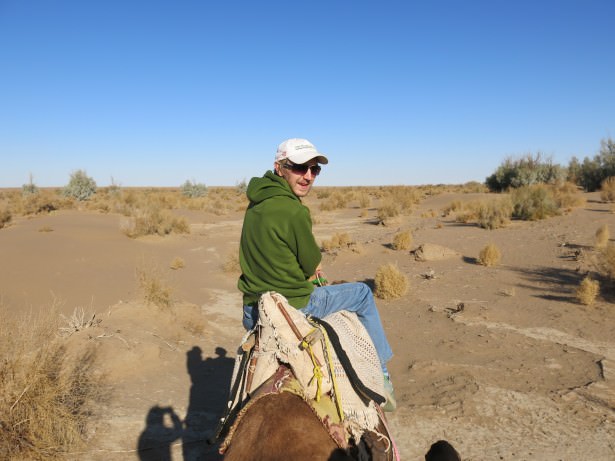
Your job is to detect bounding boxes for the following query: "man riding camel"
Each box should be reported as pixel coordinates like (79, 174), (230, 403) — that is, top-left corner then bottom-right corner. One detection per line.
(237, 138), (396, 411)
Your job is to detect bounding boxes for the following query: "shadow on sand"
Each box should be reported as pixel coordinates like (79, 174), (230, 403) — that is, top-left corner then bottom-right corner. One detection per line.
(137, 346), (235, 461)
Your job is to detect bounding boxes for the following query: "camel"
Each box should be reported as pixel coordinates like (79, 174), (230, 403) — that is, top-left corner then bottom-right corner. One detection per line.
(221, 390), (394, 461)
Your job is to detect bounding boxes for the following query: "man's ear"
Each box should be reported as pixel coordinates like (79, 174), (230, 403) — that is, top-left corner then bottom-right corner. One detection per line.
(273, 162), (281, 176)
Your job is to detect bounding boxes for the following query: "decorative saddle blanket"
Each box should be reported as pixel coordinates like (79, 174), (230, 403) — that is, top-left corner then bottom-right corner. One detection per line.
(218, 291), (389, 451)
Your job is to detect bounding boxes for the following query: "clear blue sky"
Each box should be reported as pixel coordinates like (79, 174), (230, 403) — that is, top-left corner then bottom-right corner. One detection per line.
(1, 0), (613, 187)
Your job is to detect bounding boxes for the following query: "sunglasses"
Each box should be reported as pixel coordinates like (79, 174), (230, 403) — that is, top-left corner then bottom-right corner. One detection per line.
(282, 161), (322, 176)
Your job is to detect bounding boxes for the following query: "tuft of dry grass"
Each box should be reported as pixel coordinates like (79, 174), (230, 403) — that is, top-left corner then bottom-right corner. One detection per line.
(374, 263), (408, 300)
(477, 198), (513, 229)
(0, 306), (106, 460)
(376, 201), (401, 226)
(222, 252), (241, 274)
(170, 257), (185, 270)
(576, 276), (599, 305)
(319, 191), (351, 212)
(478, 243), (502, 267)
(59, 306), (100, 336)
(137, 266), (173, 309)
(321, 232), (355, 252)
(600, 176), (615, 202)
(0, 207), (12, 229)
(599, 242), (615, 281)
(123, 204), (190, 238)
(595, 224), (610, 248)
(392, 230), (413, 250)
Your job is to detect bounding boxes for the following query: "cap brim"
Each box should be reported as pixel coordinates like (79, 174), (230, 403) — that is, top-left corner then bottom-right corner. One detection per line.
(287, 153), (329, 165)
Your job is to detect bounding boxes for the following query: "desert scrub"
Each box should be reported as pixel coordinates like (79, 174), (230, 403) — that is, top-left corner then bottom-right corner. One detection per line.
(599, 242), (615, 281)
(441, 200), (462, 217)
(374, 263), (408, 300)
(321, 232), (355, 252)
(576, 276), (599, 305)
(552, 181), (585, 209)
(123, 205), (190, 237)
(478, 243), (502, 266)
(137, 266), (172, 309)
(600, 176), (615, 202)
(181, 180), (208, 198)
(477, 198), (513, 229)
(0, 307), (105, 460)
(357, 191), (371, 208)
(376, 200), (401, 225)
(319, 191), (350, 211)
(223, 252), (241, 274)
(595, 224), (610, 248)
(0, 207), (11, 229)
(511, 184), (560, 220)
(22, 176), (39, 196)
(170, 257), (185, 270)
(392, 230), (412, 250)
(63, 169), (97, 201)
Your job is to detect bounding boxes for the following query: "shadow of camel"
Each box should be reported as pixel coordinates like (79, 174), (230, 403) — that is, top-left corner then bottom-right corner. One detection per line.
(136, 346), (235, 461)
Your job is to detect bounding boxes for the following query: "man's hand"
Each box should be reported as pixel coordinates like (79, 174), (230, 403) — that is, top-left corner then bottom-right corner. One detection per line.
(309, 265), (328, 286)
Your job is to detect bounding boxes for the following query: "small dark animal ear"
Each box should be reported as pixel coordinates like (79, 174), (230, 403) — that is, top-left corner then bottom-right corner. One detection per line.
(425, 440), (461, 461)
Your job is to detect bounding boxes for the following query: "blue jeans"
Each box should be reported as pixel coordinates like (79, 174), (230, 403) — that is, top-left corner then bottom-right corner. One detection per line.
(242, 282), (393, 371)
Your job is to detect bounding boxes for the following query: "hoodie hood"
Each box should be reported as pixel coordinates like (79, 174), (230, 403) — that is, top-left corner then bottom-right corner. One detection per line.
(246, 170), (299, 204)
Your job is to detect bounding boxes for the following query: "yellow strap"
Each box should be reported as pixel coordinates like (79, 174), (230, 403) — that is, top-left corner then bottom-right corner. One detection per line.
(320, 325), (344, 421)
(301, 337), (323, 402)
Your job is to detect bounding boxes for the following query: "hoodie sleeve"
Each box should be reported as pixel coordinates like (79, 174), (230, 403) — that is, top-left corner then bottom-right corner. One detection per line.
(290, 205), (322, 278)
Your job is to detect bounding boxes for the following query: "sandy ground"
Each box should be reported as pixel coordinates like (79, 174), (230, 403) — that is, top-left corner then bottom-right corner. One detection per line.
(1, 190), (614, 460)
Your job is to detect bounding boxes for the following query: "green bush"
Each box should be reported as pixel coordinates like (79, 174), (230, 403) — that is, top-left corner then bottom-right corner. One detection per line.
(63, 170), (97, 201)
(568, 138), (615, 191)
(486, 153), (565, 192)
(510, 185), (560, 220)
(181, 180), (208, 198)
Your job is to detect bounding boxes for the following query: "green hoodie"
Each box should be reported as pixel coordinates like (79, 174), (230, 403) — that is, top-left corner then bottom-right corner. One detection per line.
(238, 170), (321, 309)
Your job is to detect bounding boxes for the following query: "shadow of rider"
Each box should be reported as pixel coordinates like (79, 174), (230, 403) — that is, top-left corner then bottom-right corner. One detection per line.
(182, 345), (235, 461)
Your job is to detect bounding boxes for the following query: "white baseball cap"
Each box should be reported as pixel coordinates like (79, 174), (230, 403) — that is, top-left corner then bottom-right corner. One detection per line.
(275, 138), (329, 165)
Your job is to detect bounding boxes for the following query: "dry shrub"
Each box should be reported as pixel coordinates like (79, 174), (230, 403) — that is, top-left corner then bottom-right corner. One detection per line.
(0, 306), (105, 459)
(595, 224), (610, 248)
(599, 242), (615, 280)
(137, 266), (172, 309)
(357, 192), (371, 208)
(475, 198), (512, 229)
(511, 184), (560, 220)
(576, 276), (599, 305)
(386, 186), (420, 214)
(478, 243), (501, 266)
(321, 232), (355, 252)
(374, 263), (408, 300)
(377, 201), (400, 225)
(441, 200), (462, 217)
(600, 176), (615, 202)
(0, 207), (11, 229)
(319, 191), (350, 211)
(392, 230), (412, 250)
(124, 205), (190, 238)
(170, 257), (185, 270)
(223, 252), (241, 274)
(552, 182), (585, 209)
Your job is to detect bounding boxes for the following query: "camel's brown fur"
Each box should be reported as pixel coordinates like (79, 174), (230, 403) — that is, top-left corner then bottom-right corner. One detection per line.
(222, 391), (397, 461)
(222, 392), (354, 461)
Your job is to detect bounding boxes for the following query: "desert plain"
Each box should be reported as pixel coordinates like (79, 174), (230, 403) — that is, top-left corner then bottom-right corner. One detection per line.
(1, 186), (614, 461)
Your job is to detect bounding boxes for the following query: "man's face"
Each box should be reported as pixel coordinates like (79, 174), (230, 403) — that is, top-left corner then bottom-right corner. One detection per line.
(274, 159), (320, 198)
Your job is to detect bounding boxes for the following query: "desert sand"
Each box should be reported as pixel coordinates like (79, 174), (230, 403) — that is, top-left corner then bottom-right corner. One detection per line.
(1, 189), (614, 460)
